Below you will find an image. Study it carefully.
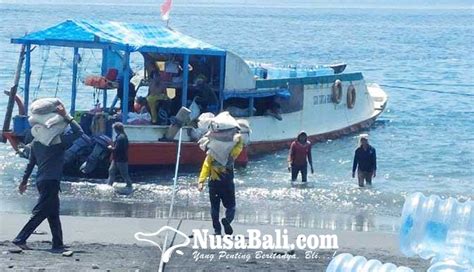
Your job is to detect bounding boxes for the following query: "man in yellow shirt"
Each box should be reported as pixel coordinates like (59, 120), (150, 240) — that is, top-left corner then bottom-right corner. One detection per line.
(198, 136), (244, 235)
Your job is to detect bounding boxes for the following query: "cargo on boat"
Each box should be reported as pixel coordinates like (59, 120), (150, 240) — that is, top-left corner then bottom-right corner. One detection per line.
(0, 20), (387, 176)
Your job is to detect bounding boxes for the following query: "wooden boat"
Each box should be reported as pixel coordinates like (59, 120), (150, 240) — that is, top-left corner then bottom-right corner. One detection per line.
(0, 20), (387, 175)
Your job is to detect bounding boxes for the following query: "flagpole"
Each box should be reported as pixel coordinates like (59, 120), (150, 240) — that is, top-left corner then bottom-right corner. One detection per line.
(161, 0), (172, 28)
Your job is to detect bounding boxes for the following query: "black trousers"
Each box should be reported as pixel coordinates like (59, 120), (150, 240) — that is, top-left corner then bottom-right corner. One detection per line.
(13, 180), (63, 248)
(208, 172), (236, 233)
(358, 170), (373, 187)
(291, 164), (307, 182)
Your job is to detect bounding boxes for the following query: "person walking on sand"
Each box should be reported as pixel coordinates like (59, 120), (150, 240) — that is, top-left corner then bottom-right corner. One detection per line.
(13, 104), (83, 251)
(352, 134), (377, 187)
(197, 134), (244, 236)
(288, 131), (314, 182)
(107, 122), (133, 188)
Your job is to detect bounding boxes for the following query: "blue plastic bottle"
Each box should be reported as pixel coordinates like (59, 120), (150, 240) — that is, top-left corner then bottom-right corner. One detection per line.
(326, 253), (414, 272)
(400, 193), (473, 267)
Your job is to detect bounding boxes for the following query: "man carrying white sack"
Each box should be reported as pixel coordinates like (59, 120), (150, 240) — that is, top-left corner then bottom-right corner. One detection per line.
(13, 100), (84, 252)
(28, 98), (68, 146)
(197, 112), (244, 236)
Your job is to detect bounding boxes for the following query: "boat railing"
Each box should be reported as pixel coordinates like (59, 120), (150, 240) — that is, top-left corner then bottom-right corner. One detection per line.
(247, 62), (346, 80)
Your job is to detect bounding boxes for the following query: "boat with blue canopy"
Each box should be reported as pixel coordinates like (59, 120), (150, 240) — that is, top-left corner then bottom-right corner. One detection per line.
(1, 19), (388, 176)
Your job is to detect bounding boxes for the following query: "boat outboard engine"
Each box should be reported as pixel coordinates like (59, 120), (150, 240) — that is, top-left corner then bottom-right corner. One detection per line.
(17, 128), (34, 159)
(80, 135), (111, 175)
(64, 134), (93, 165)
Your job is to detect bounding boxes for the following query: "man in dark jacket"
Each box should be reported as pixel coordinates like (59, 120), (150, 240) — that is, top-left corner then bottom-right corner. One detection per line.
(107, 122), (132, 188)
(117, 77), (137, 113)
(352, 135), (377, 187)
(13, 104), (84, 251)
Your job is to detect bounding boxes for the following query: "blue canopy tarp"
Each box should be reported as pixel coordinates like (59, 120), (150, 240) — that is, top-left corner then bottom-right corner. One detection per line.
(11, 20), (225, 55)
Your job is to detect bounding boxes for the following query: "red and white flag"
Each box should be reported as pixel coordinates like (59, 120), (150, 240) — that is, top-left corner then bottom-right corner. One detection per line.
(160, 0), (172, 21)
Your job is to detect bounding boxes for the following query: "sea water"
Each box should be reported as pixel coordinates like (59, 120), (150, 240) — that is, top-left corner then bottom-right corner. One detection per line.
(0, 0), (473, 232)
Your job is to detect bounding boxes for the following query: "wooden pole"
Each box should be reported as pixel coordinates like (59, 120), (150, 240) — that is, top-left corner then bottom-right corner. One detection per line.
(1, 44), (26, 143)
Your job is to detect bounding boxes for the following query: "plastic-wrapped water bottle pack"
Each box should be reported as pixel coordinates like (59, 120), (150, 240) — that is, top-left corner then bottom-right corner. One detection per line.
(326, 253), (414, 272)
(326, 193), (473, 272)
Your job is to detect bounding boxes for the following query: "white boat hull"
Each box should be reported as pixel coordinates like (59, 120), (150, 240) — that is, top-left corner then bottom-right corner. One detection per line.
(245, 78), (387, 154)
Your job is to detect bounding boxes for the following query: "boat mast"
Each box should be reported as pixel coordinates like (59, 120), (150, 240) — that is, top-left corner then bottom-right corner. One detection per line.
(181, 54), (189, 107)
(24, 44), (31, 115)
(71, 47), (79, 115)
(219, 56), (225, 111)
(121, 48), (131, 123)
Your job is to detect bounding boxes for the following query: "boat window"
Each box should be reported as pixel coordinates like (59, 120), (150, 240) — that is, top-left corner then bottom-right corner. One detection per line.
(253, 85), (303, 116)
(223, 84), (304, 118)
(224, 98), (252, 117)
(279, 84), (304, 114)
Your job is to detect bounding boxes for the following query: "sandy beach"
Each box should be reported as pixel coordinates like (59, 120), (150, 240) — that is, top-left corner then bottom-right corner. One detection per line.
(0, 212), (430, 271)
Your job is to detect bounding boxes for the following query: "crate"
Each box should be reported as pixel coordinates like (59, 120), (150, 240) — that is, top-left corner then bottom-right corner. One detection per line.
(13, 115), (30, 136)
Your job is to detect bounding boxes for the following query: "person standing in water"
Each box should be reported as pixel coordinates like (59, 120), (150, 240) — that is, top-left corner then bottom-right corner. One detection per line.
(352, 134), (377, 187)
(107, 122), (133, 188)
(13, 104), (83, 251)
(198, 135), (244, 236)
(288, 131), (314, 182)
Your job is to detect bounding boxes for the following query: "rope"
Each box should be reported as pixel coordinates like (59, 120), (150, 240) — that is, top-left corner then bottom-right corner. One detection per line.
(77, 48), (92, 83)
(54, 48), (66, 98)
(159, 128), (184, 272)
(93, 88), (101, 108)
(33, 46), (50, 99)
(380, 84), (474, 97)
(90, 49), (101, 70)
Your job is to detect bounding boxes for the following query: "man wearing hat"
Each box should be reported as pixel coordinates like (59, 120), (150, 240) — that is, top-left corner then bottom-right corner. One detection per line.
(352, 134), (377, 187)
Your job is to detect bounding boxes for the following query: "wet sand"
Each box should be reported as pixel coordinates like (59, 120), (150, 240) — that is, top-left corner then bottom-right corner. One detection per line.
(0, 213), (430, 271)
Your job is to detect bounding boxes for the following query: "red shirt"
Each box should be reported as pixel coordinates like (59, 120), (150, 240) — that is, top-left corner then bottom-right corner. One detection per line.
(289, 140), (312, 166)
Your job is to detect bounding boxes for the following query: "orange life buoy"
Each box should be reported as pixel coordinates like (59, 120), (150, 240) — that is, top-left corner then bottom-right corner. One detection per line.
(347, 84), (356, 109)
(331, 79), (342, 104)
(3, 90), (26, 115)
(83, 75), (118, 89)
